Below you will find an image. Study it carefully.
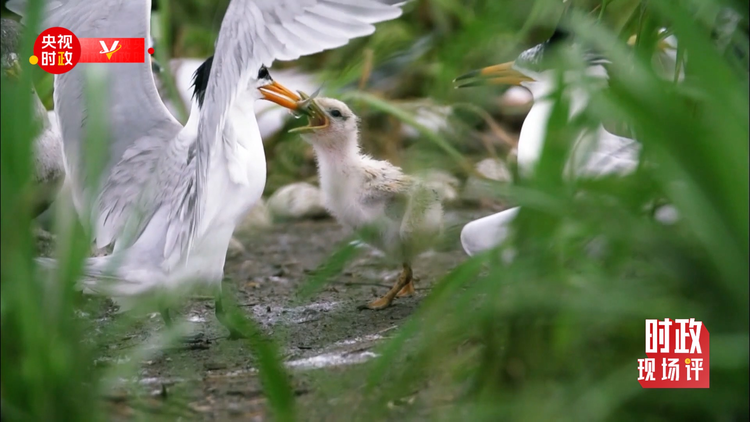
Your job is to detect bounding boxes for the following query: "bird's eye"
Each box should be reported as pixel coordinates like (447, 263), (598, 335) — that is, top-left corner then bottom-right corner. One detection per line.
(257, 66), (269, 80)
(330, 109), (342, 118)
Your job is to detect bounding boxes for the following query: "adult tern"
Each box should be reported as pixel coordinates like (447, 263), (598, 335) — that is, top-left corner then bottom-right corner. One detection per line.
(9, 0), (407, 336)
(454, 28), (641, 256)
(455, 11), (748, 257)
(1, 18), (65, 217)
(293, 95), (443, 309)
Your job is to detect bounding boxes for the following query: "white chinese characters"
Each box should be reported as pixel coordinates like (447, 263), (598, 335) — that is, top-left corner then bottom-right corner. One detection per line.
(41, 51), (55, 66)
(646, 318), (702, 354)
(57, 35), (73, 49)
(675, 319), (703, 354)
(638, 358), (656, 381)
(41, 34), (56, 49)
(662, 358), (680, 381)
(686, 358), (704, 381)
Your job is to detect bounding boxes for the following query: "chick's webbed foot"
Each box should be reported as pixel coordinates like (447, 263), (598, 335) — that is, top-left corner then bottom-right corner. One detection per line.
(396, 280), (415, 297)
(359, 263), (413, 310)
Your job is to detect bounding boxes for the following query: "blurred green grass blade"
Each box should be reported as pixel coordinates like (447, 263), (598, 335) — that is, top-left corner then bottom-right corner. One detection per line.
(221, 298), (297, 422)
(1, 1), (109, 420)
(295, 237), (361, 300)
(366, 254), (485, 391)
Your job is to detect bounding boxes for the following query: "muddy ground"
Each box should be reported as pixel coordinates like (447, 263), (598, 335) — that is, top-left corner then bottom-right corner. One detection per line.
(77, 209), (489, 421)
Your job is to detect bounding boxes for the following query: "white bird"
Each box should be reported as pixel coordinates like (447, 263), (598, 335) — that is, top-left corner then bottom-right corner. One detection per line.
(1, 18), (66, 217)
(628, 28), (684, 82)
(454, 28), (642, 256)
(9, 0), (407, 336)
(293, 95), (443, 309)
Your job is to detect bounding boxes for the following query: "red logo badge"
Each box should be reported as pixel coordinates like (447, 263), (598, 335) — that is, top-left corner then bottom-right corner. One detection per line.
(31, 28), (151, 74)
(31, 27), (81, 74)
(637, 318), (710, 388)
(79, 38), (145, 63)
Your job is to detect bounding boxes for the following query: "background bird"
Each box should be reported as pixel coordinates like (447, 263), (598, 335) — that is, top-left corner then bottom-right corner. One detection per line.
(1, 17), (65, 218)
(454, 12), (746, 257)
(454, 27), (641, 256)
(292, 95), (443, 309)
(9, 0), (408, 336)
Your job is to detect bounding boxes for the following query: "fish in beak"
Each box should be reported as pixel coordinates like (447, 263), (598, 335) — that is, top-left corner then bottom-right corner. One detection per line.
(453, 61), (535, 88)
(259, 80), (302, 110)
(289, 91), (329, 133)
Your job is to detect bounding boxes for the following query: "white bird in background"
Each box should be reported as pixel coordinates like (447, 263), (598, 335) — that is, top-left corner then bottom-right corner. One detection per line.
(628, 28), (684, 82)
(293, 95), (443, 309)
(455, 9), (747, 257)
(1, 18), (66, 217)
(494, 30), (682, 112)
(454, 28), (642, 256)
(8, 0), (407, 336)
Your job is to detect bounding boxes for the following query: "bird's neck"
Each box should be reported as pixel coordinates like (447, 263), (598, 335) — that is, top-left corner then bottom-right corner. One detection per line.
(311, 132), (361, 168)
(183, 100), (203, 134)
(518, 72), (605, 175)
(311, 133), (362, 191)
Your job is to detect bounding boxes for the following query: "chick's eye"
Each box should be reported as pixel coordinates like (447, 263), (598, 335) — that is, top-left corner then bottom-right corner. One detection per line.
(257, 66), (269, 80)
(330, 109), (342, 118)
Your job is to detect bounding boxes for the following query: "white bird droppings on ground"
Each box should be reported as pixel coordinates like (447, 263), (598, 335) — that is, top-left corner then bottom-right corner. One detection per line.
(286, 351), (379, 370)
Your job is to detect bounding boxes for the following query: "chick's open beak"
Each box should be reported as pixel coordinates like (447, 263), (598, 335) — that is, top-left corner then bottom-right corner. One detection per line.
(289, 91), (329, 133)
(259, 80), (301, 110)
(453, 61), (535, 88)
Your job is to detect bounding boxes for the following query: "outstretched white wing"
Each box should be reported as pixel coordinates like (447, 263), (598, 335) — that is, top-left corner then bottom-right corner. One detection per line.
(10, 0), (409, 265)
(171, 0), (407, 260)
(7, 0), (183, 251)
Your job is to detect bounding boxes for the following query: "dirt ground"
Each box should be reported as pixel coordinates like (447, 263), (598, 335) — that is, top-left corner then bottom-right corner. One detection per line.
(80, 209), (488, 421)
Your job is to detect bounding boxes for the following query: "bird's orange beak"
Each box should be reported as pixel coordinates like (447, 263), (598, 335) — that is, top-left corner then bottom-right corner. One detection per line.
(259, 80), (301, 109)
(454, 61), (535, 88)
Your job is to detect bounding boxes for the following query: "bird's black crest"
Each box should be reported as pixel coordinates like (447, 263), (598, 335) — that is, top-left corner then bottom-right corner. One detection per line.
(191, 55), (214, 108)
(548, 27), (571, 46)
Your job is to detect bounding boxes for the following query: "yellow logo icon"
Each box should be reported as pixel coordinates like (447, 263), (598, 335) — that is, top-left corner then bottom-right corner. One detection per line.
(98, 40), (122, 60)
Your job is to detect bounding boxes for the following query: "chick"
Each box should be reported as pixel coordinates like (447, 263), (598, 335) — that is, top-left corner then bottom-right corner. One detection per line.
(292, 95), (443, 310)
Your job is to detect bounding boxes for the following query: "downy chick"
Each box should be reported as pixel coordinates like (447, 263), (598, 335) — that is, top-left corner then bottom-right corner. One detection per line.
(293, 95), (443, 310)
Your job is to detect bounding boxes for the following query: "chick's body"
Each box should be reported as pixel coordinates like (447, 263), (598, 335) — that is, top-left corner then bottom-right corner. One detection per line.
(300, 97), (443, 309)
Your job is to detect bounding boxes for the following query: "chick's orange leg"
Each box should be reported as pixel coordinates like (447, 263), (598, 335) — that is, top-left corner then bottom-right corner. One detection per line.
(396, 278), (415, 297)
(360, 263), (413, 310)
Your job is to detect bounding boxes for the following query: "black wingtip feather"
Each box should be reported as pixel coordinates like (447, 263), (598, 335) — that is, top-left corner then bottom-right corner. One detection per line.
(191, 55), (213, 108)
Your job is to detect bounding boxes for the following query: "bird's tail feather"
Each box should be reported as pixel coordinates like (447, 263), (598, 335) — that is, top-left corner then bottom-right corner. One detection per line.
(35, 254), (159, 309)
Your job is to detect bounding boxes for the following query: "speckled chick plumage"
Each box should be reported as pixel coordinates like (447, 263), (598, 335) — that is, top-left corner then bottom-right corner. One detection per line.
(300, 98), (444, 264)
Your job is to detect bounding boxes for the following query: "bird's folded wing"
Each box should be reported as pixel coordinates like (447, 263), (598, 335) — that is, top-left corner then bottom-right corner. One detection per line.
(7, 0), (183, 251)
(169, 0), (407, 262)
(359, 164), (414, 221)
